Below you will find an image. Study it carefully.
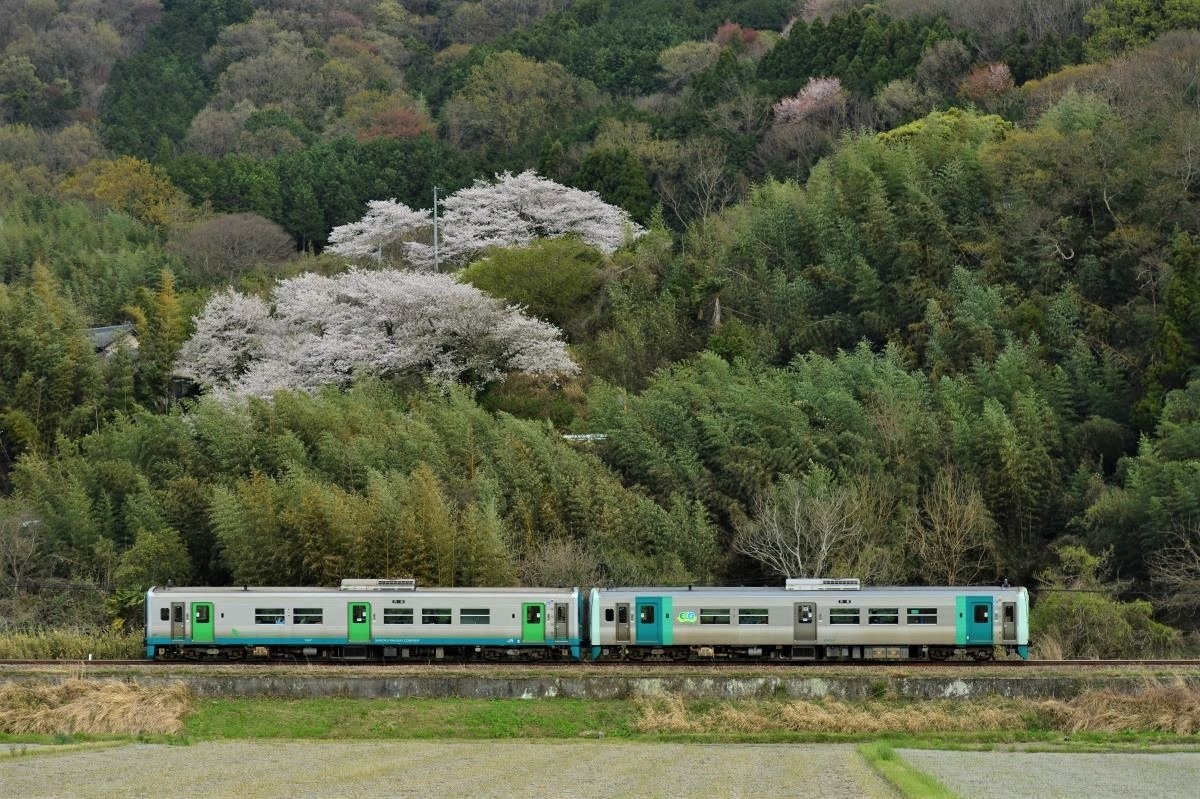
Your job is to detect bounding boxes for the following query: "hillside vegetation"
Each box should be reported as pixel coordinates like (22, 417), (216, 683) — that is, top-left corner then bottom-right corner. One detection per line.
(1, 0), (1199, 655)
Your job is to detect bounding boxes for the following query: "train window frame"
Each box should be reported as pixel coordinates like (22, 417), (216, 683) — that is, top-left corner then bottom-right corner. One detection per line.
(867, 608), (898, 625)
(254, 608), (285, 624)
(293, 608), (323, 625)
(700, 609), (731, 625)
(737, 608), (769, 625)
(384, 608), (413, 625)
(422, 608), (452, 625)
(907, 608), (938, 625)
(829, 608), (860, 625)
(460, 608), (490, 625)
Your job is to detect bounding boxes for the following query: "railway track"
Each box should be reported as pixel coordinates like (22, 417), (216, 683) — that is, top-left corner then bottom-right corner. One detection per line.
(3, 658), (1200, 668)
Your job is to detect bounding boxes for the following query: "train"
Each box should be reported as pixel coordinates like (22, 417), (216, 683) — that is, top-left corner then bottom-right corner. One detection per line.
(145, 577), (1029, 662)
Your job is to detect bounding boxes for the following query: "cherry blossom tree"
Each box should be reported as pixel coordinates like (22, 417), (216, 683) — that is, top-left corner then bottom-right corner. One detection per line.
(772, 77), (845, 123)
(325, 199), (433, 267)
(330, 171), (644, 271)
(176, 269), (578, 397)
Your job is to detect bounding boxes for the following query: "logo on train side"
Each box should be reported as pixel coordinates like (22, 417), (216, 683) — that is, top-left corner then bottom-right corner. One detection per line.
(676, 611), (697, 623)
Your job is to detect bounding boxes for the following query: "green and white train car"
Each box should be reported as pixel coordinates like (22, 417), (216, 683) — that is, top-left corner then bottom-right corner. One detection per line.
(589, 579), (1029, 661)
(146, 579), (583, 661)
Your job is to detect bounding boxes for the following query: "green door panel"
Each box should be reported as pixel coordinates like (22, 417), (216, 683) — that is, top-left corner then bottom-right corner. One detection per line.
(522, 603), (545, 644)
(348, 602), (371, 643)
(191, 602), (214, 643)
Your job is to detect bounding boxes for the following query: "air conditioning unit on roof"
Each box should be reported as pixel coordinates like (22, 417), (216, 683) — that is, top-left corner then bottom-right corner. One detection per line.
(341, 578), (416, 590)
(785, 578), (860, 591)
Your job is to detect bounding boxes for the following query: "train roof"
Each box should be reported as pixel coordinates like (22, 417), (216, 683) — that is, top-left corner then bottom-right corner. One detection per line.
(146, 586), (578, 596)
(593, 585), (1025, 597)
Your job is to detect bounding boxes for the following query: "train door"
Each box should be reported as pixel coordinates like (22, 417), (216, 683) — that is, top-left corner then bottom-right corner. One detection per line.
(635, 597), (662, 645)
(1001, 602), (1016, 640)
(554, 603), (569, 640)
(191, 602), (214, 643)
(965, 596), (993, 645)
(348, 602), (371, 643)
(793, 602), (816, 642)
(522, 603), (545, 644)
(615, 603), (631, 642)
(170, 602), (186, 639)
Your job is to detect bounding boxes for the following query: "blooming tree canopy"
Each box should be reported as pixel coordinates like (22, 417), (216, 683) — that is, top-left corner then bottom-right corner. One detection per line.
(326, 171), (644, 270)
(176, 269), (579, 397)
(772, 77), (845, 123)
(325, 199), (432, 265)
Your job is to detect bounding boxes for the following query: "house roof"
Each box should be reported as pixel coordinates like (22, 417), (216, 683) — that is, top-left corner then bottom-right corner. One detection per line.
(86, 323), (135, 350)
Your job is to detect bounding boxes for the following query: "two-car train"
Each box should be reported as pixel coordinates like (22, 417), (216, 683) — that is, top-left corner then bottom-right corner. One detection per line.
(145, 578), (1029, 662)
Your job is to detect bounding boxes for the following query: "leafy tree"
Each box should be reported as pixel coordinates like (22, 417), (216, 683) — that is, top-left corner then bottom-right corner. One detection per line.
(58, 157), (194, 230)
(1084, 0), (1200, 58)
(1030, 544), (1176, 657)
(574, 148), (656, 223)
(442, 51), (597, 158)
(458, 238), (608, 337)
(124, 270), (186, 411)
(99, 0), (254, 158)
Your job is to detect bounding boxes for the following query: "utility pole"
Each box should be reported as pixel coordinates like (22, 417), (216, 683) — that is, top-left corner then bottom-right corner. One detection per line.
(432, 185), (440, 272)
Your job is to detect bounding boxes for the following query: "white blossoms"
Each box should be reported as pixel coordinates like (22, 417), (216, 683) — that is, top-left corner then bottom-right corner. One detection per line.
(177, 269), (579, 397)
(326, 170), (644, 269)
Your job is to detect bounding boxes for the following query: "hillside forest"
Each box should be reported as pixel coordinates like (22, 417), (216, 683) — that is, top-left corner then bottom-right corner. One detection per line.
(1, 0), (1199, 657)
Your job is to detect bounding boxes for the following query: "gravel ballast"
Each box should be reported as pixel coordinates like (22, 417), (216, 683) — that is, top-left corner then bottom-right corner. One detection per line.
(0, 741), (899, 799)
(899, 749), (1200, 799)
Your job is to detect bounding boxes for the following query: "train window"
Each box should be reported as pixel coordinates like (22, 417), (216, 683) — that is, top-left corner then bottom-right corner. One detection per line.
(829, 608), (860, 625)
(173, 605), (184, 623)
(639, 605), (655, 624)
(254, 608), (285, 624)
(867, 608), (898, 625)
(460, 608), (490, 625)
(384, 608), (413, 625)
(605, 608), (614, 622)
(617, 606), (628, 624)
(700, 609), (731, 625)
(737, 608), (769, 625)
(974, 605), (989, 623)
(422, 608), (452, 625)
(1004, 605), (1015, 623)
(293, 608), (323, 624)
(907, 608), (937, 625)
(160, 608), (169, 621)
(195, 605), (210, 624)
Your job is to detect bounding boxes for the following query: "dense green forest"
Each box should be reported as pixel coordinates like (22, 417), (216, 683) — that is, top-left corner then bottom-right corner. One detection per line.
(1, 0), (1199, 656)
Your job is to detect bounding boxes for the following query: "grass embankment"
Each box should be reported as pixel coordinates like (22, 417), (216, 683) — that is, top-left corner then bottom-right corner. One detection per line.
(0, 629), (143, 660)
(3, 679), (1200, 746)
(860, 742), (962, 799)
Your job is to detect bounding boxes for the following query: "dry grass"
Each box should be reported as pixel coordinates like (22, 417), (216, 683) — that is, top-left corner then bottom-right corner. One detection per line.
(635, 679), (1200, 736)
(0, 628), (143, 660)
(0, 679), (192, 735)
(1040, 679), (1200, 735)
(634, 694), (1029, 734)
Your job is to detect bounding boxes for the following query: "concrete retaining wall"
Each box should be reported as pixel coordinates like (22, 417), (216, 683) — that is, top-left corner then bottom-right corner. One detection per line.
(89, 673), (1200, 700)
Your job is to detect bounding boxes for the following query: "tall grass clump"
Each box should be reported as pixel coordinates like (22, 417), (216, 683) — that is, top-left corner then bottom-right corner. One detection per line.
(635, 682), (1200, 736)
(0, 628), (143, 659)
(0, 679), (191, 735)
(1041, 679), (1200, 734)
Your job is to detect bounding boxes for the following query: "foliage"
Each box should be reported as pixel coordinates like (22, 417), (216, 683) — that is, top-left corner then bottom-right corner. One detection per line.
(1030, 544), (1177, 657)
(458, 238), (608, 338)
